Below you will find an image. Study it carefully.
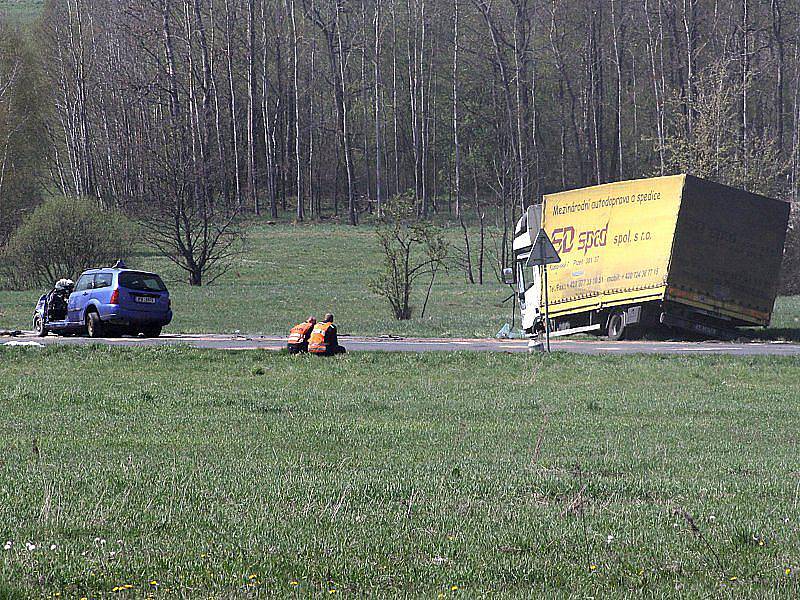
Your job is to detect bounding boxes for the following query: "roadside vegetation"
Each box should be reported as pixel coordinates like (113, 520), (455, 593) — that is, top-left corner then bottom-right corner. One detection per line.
(2, 220), (800, 339)
(0, 196), (134, 289)
(1, 346), (799, 597)
(0, 221), (512, 337)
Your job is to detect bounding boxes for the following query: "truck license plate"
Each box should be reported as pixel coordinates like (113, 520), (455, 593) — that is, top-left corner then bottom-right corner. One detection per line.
(135, 296), (156, 304)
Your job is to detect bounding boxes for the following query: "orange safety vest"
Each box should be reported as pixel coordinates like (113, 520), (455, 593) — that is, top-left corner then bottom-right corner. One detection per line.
(287, 321), (315, 345)
(308, 322), (334, 353)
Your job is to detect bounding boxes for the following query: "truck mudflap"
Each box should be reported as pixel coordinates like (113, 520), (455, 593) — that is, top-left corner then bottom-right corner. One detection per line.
(659, 311), (738, 340)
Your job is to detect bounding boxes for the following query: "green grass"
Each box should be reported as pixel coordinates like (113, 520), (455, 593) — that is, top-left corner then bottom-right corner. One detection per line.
(1, 221), (799, 339)
(0, 0), (43, 22)
(1, 346), (799, 597)
(0, 222), (513, 338)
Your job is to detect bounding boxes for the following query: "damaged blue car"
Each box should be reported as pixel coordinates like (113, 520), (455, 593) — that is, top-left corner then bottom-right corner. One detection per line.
(33, 263), (172, 338)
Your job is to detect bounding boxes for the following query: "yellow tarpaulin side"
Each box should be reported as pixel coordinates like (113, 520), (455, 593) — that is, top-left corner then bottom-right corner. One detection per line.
(540, 175), (685, 317)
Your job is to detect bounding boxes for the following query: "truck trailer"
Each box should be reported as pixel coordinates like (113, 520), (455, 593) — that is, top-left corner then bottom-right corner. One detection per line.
(509, 174), (790, 340)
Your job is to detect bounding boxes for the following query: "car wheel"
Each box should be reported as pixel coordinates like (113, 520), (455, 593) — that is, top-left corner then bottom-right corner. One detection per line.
(142, 326), (162, 338)
(607, 311), (626, 341)
(86, 311), (104, 338)
(33, 314), (48, 337)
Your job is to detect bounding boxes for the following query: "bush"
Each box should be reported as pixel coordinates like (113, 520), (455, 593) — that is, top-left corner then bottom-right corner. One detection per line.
(368, 193), (449, 320)
(0, 196), (135, 289)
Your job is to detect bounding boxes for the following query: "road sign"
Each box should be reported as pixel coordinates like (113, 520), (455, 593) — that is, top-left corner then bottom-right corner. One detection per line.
(524, 228), (561, 353)
(526, 228), (561, 267)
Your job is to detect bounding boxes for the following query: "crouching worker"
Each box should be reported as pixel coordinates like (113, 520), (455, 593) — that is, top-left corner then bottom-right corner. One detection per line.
(308, 313), (346, 356)
(287, 316), (317, 354)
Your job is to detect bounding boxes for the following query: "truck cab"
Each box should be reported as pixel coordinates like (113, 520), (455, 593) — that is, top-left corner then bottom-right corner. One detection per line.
(511, 207), (543, 333)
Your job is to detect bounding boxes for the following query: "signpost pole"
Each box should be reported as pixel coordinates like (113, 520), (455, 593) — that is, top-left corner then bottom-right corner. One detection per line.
(525, 226), (560, 354)
(542, 263), (551, 352)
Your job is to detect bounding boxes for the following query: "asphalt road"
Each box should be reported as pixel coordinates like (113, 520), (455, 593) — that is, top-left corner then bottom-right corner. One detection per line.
(5, 331), (800, 355)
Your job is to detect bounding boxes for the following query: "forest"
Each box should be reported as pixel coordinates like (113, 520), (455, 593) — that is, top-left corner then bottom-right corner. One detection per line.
(0, 0), (798, 286)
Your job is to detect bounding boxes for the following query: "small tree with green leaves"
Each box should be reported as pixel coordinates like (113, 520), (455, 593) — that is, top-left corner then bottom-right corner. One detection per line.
(369, 193), (449, 320)
(659, 59), (789, 198)
(0, 196), (134, 289)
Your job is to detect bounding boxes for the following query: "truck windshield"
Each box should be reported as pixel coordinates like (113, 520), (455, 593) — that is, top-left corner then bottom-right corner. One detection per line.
(119, 272), (167, 292)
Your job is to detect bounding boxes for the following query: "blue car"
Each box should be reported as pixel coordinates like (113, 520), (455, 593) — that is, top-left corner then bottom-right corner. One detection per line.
(33, 267), (172, 338)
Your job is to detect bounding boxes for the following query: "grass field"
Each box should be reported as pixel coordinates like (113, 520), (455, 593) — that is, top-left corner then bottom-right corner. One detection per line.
(1, 345), (800, 597)
(0, 0), (42, 22)
(0, 222), (514, 338)
(1, 221), (799, 340)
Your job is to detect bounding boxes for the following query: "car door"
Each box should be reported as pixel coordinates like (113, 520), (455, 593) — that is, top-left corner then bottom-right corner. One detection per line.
(68, 274), (94, 324)
(91, 272), (113, 305)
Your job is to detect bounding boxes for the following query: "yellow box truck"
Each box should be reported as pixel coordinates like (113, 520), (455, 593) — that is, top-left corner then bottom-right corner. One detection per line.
(509, 174), (790, 339)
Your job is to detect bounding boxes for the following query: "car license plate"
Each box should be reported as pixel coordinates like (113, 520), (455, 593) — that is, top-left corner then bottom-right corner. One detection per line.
(135, 296), (156, 304)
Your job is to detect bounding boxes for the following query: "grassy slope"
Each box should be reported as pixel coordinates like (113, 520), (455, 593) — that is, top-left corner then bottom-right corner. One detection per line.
(2, 221), (799, 339)
(1, 346), (799, 597)
(0, 222), (513, 337)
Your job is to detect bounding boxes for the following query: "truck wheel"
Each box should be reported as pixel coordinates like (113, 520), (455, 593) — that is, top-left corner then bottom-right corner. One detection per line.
(86, 310), (104, 338)
(607, 311), (626, 341)
(142, 326), (162, 338)
(33, 314), (48, 337)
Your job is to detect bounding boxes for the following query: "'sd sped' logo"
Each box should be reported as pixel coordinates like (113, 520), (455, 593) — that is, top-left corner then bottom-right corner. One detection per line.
(551, 223), (608, 255)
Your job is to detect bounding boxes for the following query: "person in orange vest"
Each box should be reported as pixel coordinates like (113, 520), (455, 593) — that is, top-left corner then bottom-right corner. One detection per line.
(308, 313), (346, 355)
(287, 316), (317, 354)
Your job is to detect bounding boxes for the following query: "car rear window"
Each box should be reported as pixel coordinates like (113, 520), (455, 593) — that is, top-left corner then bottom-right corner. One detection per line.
(119, 272), (167, 292)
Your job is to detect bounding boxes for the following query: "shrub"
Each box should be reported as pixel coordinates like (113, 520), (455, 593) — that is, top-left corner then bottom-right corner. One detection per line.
(0, 196), (135, 289)
(368, 193), (449, 320)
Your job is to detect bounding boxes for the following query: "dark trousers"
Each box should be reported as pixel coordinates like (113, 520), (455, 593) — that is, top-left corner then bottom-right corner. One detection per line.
(315, 345), (346, 356)
(287, 342), (307, 354)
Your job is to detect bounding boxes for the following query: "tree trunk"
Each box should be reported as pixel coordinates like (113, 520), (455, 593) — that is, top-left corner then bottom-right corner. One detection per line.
(224, 0), (242, 208)
(611, 0), (624, 179)
(246, 0), (258, 214)
(334, 4), (357, 225)
(374, 0), (384, 215)
(287, 0), (303, 221)
(452, 0), (461, 218)
(260, 0), (278, 218)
